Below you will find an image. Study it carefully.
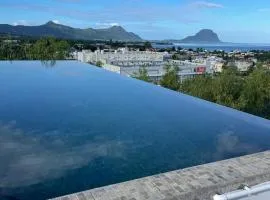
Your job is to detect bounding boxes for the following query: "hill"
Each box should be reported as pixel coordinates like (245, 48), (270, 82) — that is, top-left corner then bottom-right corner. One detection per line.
(180, 29), (221, 43)
(0, 21), (142, 41)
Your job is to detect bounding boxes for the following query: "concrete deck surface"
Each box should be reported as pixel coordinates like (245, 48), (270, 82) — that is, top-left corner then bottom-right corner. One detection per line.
(50, 151), (270, 200)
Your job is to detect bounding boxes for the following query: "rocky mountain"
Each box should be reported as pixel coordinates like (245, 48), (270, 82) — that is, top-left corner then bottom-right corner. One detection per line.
(180, 29), (222, 43)
(0, 21), (142, 41)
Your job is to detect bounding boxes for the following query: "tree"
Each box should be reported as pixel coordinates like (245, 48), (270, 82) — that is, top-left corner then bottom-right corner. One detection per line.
(196, 48), (204, 53)
(180, 68), (244, 109)
(143, 41), (152, 50)
(96, 60), (103, 67)
(132, 66), (150, 82)
(212, 68), (244, 109)
(178, 64), (270, 119)
(0, 40), (15, 60)
(172, 54), (179, 60)
(160, 64), (180, 90)
(180, 75), (215, 102)
(239, 68), (270, 118)
(29, 37), (70, 60)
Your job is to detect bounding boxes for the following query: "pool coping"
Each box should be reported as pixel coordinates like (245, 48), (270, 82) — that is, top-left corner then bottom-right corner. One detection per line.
(50, 151), (270, 200)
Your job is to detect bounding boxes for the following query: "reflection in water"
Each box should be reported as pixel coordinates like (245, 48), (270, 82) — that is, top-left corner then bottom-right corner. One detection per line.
(0, 193), (21, 200)
(1, 60), (57, 67)
(214, 131), (259, 159)
(0, 122), (127, 188)
(40, 60), (56, 68)
(0, 61), (270, 200)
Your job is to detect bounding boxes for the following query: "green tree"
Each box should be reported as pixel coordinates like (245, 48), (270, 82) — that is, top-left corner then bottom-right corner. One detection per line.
(172, 54), (179, 60)
(0, 37), (70, 60)
(132, 66), (150, 82)
(96, 60), (103, 67)
(212, 68), (244, 109)
(179, 64), (270, 119)
(196, 48), (204, 53)
(239, 68), (270, 118)
(160, 64), (180, 90)
(180, 75), (215, 102)
(30, 37), (70, 60)
(144, 41), (152, 49)
(0, 40), (14, 60)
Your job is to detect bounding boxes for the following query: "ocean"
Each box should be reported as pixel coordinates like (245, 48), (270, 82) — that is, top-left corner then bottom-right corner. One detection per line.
(153, 43), (270, 52)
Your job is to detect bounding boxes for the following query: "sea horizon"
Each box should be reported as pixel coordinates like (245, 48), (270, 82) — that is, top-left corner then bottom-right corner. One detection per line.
(153, 42), (270, 52)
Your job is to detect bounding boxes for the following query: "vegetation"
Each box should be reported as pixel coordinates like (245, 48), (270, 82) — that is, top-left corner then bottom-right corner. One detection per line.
(128, 61), (270, 119)
(238, 67), (270, 117)
(179, 66), (270, 119)
(30, 38), (69, 60)
(253, 50), (270, 63)
(96, 60), (104, 67)
(0, 21), (142, 41)
(160, 64), (180, 90)
(180, 75), (215, 102)
(0, 37), (70, 60)
(132, 66), (150, 82)
(143, 41), (152, 49)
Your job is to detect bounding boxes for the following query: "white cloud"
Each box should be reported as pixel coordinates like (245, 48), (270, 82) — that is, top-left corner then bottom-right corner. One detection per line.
(52, 19), (60, 24)
(95, 22), (120, 28)
(12, 20), (29, 26)
(191, 1), (224, 9)
(0, 122), (128, 188)
(214, 131), (259, 159)
(4, 0), (223, 39)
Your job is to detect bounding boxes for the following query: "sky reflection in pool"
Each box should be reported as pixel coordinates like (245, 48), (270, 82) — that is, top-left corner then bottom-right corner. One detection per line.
(0, 61), (270, 200)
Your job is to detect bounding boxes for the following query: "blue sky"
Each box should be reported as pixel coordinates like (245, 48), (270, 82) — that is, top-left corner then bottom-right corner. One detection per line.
(1, 0), (270, 43)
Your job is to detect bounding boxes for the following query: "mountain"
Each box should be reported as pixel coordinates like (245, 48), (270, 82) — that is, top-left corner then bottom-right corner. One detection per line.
(0, 21), (142, 41)
(179, 29), (222, 43)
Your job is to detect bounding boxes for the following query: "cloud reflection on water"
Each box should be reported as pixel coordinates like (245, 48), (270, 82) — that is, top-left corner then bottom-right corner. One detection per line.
(214, 131), (260, 159)
(0, 122), (127, 188)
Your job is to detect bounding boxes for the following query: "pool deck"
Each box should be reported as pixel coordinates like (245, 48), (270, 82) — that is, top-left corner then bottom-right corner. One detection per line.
(50, 151), (270, 200)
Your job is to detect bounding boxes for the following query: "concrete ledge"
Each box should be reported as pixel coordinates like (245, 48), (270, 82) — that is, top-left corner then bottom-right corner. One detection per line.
(50, 151), (270, 200)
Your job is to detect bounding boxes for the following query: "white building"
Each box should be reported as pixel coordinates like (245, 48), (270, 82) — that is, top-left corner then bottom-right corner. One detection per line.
(235, 61), (253, 72)
(101, 60), (213, 82)
(213, 62), (224, 73)
(78, 49), (166, 64)
(77, 49), (214, 82)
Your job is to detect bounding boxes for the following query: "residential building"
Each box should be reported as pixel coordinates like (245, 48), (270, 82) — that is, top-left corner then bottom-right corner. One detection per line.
(77, 49), (214, 82)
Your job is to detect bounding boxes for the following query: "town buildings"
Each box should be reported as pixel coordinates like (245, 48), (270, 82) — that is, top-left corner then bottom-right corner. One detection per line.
(77, 48), (217, 82)
(77, 48), (165, 63)
(76, 47), (257, 82)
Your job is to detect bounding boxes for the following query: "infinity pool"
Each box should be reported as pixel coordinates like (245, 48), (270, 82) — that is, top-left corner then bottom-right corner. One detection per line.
(0, 61), (270, 200)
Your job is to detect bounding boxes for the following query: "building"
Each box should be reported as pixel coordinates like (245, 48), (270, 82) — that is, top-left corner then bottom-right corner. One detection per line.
(227, 61), (254, 72)
(77, 49), (166, 64)
(213, 62), (224, 73)
(101, 59), (213, 82)
(77, 49), (214, 82)
(169, 60), (214, 81)
(235, 61), (253, 72)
